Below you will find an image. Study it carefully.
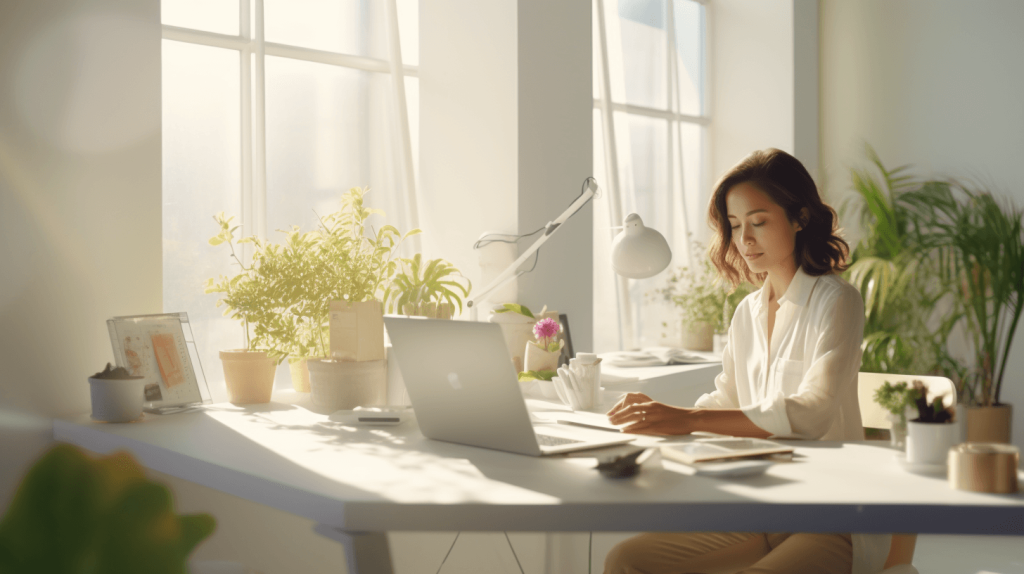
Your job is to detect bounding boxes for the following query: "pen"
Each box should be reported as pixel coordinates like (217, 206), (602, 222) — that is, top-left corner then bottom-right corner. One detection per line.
(556, 419), (623, 433)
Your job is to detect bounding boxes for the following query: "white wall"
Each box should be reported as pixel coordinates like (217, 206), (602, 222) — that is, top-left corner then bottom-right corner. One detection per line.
(0, 0), (162, 506)
(820, 0), (1024, 448)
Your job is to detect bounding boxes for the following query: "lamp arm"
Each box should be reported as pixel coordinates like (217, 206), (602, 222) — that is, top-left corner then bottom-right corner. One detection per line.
(467, 180), (598, 312)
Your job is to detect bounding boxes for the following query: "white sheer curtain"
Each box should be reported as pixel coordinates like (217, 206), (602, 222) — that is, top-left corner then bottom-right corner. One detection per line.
(593, 0), (708, 352)
(161, 0), (419, 391)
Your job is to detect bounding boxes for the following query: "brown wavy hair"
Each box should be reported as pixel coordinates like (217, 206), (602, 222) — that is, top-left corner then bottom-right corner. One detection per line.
(707, 148), (849, 286)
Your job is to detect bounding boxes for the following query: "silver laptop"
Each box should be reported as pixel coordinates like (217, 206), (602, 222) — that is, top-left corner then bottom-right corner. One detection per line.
(383, 316), (635, 456)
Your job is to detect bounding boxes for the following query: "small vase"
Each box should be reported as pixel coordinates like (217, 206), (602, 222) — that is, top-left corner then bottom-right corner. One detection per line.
(288, 358), (310, 393)
(967, 404), (1013, 444)
(681, 321), (713, 352)
(88, 376), (145, 422)
(220, 350), (276, 404)
(524, 341), (562, 373)
(890, 420), (907, 450)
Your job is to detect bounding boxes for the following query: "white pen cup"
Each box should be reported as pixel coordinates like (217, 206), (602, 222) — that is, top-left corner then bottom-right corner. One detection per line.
(569, 354), (602, 410)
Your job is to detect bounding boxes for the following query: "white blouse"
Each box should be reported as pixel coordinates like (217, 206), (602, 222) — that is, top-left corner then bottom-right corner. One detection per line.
(694, 267), (890, 574)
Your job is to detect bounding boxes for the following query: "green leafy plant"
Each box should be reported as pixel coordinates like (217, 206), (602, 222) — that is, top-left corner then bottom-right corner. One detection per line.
(901, 181), (1024, 406)
(873, 381), (921, 425)
(493, 303), (535, 319)
(384, 253), (471, 318)
(518, 370), (557, 382)
(654, 243), (753, 335)
(0, 444), (215, 574)
(206, 187), (419, 362)
(841, 145), (960, 377)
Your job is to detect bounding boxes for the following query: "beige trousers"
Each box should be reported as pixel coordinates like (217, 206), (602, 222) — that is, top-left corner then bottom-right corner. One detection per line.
(604, 532), (853, 574)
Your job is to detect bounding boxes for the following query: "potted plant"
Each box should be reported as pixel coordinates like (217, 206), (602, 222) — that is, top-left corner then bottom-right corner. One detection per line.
(205, 213), (287, 403)
(899, 380), (958, 466)
(88, 363), (145, 423)
(841, 146), (959, 377)
(385, 253), (471, 319)
(524, 317), (564, 373)
(873, 380), (924, 449)
(654, 243), (752, 352)
(902, 181), (1024, 443)
(206, 187), (418, 402)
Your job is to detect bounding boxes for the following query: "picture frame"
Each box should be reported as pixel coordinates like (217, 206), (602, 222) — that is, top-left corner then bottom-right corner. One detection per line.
(557, 313), (574, 368)
(107, 312), (211, 413)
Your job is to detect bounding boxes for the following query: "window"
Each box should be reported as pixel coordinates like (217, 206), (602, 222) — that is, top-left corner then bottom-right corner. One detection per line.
(161, 0), (419, 388)
(592, 0), (708, 351)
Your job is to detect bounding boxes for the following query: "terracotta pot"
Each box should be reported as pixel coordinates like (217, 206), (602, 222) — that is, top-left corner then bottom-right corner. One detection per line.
(220, 350), (276, 404)
(681, 321), (713, 352)
(288, 358), (310, 393)
(966, 404), (1013, 444)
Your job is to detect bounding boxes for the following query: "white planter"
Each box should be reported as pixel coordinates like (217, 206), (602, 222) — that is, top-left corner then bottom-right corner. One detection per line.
(524, 341), (562, 373)
(89, 376), (145, 422)
(681, 321), (713, 351)
(906, 421), (959, 466)
(308, 358), (386, 411)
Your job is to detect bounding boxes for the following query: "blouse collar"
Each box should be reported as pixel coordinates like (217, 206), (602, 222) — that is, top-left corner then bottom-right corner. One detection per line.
(750, 266), (820, 316)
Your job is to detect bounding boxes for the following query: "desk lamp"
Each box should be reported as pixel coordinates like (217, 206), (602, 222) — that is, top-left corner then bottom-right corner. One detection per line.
(466, 177), (672, 320)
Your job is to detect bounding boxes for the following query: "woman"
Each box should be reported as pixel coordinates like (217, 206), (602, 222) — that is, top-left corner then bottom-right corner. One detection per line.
(604, 149), (891, 574)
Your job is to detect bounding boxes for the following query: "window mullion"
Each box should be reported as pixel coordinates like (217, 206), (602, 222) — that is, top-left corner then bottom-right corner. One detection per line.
(252, 0), (268, 241)
(240, 0), (254, 259)
(384, 0), (420, 252)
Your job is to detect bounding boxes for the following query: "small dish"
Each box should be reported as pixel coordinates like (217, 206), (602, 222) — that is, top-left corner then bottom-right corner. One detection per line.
(894, 452), (947, 476)
(690, 459), (774, 478)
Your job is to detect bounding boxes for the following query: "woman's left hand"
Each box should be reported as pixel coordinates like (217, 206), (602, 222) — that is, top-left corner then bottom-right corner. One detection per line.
(607, 397), (696, 436)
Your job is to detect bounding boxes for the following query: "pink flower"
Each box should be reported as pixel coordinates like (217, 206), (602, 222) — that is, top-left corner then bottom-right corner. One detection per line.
(534, 317), (559, 340)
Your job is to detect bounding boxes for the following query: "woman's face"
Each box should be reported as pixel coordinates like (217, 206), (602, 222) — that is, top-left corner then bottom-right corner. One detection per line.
(725, 181), (801, 275)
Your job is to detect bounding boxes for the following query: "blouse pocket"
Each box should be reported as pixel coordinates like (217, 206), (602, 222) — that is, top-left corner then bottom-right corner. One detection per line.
(774, 359), (805, 395)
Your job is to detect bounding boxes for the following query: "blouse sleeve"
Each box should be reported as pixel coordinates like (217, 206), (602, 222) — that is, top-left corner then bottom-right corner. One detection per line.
(743, 285), (864, 440)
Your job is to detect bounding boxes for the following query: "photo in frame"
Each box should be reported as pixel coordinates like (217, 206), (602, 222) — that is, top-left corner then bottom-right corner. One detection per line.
(557, 313), (574, 368)
(107, 312), (211, 413)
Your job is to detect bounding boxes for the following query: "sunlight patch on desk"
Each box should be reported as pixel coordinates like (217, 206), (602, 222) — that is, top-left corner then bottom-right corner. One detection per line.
(202, 406), (562, 504)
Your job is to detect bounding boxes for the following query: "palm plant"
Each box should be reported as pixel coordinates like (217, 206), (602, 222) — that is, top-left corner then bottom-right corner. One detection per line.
(384, 253), (471, 318)
(842, 145), (959, 376)
(900, 181), (1024, 406)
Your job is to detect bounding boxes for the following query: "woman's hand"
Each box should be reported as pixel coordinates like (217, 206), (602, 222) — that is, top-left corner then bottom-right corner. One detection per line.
(606, 392), (695, 436)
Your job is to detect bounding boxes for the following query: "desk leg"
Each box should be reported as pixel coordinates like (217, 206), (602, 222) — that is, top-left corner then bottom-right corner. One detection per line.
(313, 525), (394, 574)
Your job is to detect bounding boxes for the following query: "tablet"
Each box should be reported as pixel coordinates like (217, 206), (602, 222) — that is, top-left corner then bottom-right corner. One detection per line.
(661, 437), (793, 464)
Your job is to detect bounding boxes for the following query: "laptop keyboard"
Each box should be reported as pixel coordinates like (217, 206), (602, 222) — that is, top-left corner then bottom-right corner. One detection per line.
(536, 434), (585, 447)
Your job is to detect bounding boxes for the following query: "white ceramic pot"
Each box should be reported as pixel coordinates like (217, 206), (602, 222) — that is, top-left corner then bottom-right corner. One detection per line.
(906, 421), (959, 465)
(524, 341), (562, 373)
(307, 358), (386, 411)
(89, 376), (145, 422)
(220, 350), (276, 404)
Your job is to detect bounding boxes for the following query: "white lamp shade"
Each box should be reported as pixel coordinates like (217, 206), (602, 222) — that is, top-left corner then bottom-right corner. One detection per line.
(611, 213), (672, 279)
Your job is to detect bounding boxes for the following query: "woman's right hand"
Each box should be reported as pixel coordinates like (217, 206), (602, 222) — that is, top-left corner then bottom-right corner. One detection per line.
(606, 392), (656, 420)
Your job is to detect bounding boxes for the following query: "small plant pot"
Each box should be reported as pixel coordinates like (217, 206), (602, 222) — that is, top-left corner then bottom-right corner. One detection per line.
(681, 321), (713, 352)
(88, 376), (145, 422)
(906, 421), (959, 466)
(307, 358), (386, 411)
(890, 420), (907, 450)
(220, 350), (276, 404)
(524, 342), (561, 373)
(288, 358), (310, 393)
(967, 404), (1012, 444)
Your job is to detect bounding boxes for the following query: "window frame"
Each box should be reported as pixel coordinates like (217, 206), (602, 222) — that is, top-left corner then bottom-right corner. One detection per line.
(593, 0), (710, 350)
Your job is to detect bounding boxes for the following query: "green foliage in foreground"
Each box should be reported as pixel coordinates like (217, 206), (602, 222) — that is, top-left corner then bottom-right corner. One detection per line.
(0, 444), (215, 574)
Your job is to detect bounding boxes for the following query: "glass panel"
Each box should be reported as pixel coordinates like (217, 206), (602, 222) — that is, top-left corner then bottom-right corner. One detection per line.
(161, 0), (238, 35)
(161, 40), (241, 399)
(397, 0), (419, 66)
(264, 0), (387, 59)
(672, 0), (704, 116)
(264, 56), (409, 246)
(614, 0), (668, 110)
(405, 76), (420, 195)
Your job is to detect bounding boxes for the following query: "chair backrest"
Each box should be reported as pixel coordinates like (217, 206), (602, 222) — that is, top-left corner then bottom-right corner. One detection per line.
(858, 372), (957, 429)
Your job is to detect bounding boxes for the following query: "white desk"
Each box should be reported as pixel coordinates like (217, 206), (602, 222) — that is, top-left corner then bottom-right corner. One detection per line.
(54, 365), (1024, 574)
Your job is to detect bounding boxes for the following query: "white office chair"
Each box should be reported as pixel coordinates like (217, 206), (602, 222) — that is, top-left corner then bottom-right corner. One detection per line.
(858, 371), (956, 574)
